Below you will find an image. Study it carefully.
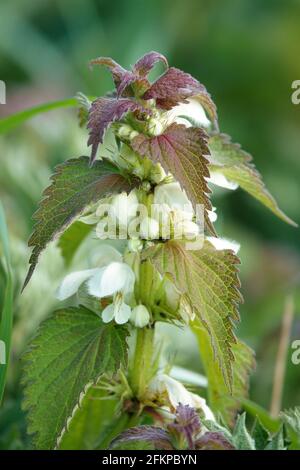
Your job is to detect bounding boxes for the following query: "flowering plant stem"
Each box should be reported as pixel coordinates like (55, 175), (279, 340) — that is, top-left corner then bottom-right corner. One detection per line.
(129, 326), (155, 400)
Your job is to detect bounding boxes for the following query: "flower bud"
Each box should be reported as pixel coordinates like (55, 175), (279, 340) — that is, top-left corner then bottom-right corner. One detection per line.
(149, 163), (166, 184)
(127, 238), (143, 253)
(130, 305), (150, 328)
(117, 124), (134, 139)
(148, 117), (164, 136)
(139, 217), (160, 240)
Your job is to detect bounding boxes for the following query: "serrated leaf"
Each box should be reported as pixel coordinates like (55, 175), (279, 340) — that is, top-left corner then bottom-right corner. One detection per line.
(143, 67), (217, 122)
(265, 426), (286, 450)
(133, 51), (168, 77)
(131, 123), (215, 234)
(87, 98), (147, 162)
(23, 157), (132, 289)
(192, 322), (255, 427)
(208, 133), (297, 226)
(144, 240), (242, 389)
(58, 221), (93, 266)
(89, 57), (129, 91)
(252, 419), (270, 450)
(232, 413), (255, 450)
(58, 387), (117, 450)
(280, 407), (300, 450)
(22, 306), (128, 449)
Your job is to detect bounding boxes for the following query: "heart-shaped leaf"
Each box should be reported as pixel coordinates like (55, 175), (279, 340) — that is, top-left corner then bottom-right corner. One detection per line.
(22, 306), (129, 449)
(24, 157), (133, 289)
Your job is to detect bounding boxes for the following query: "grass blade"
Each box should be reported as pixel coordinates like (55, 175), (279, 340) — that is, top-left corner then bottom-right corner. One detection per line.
(0, 201), (13, 404)
(0, 97), (78, 134)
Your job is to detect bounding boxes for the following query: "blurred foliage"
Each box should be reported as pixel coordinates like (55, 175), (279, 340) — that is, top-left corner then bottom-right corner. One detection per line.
(0, 0), (299, 448)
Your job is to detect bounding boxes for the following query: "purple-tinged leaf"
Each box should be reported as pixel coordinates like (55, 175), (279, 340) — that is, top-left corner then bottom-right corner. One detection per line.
(195, 432), (235, 450)
(89, 57), (127, 89)
(131, 123), (215, 235)
(116, 71), (137, 97)
(110, 425), (174, 450)
(143, 67), (217, 122)
(23, 157), (134, 289)
(87, 98), (146, 163)
(133, 51), (168, 77)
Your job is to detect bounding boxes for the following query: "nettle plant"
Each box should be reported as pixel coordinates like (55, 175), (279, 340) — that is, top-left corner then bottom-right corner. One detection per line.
(21, 52), (296, 450)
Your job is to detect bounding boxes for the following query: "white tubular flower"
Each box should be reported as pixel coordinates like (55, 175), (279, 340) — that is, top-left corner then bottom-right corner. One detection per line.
(167, 99), (211, 129)
(56, 246), (135, 325)
(149, 374), (215, 421)
(130, 305), (150, 328)
(101, 292), (132, 325)
(87, 261), (135, 298)
(207, 171), (239, 190)
(139, 217), (160, 240)
(56, 245), (122, 300)
(154, 182), (193, 216)
(207, 236), (240, 254)
(110, 190), (139, 227)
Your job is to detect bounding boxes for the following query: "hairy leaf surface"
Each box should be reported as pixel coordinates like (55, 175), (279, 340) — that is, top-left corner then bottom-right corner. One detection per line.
(143, 67), (217, 121)
(208, 133), (296, 226)
(144, 240), (242, 388)
(87, 98), (146, 162)
(22, 306), (128, 449)
(131, 123), (215, 234)
(24, 157), (132, 288)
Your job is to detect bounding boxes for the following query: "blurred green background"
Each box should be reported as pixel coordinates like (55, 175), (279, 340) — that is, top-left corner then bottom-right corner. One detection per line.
(0, 0), (299, 449)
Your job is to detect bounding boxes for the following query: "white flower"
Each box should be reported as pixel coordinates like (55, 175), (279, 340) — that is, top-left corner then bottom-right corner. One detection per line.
(110, 190), (139, 227)
(139, 217), (160, 240)
(130, 305), (150, 328)
(154, 182), (193, 216)
(87, 261), (135, 298)
(127, 238), (143, 252)
(208, 206), (217, 223)
(101, 292), (132, 325)
(56, 245), (135, 325)
(207, 171), (239, 190)
(207, 236), (240, 254)
(167, 99), (211, 129)
(149, 374), (215, 421)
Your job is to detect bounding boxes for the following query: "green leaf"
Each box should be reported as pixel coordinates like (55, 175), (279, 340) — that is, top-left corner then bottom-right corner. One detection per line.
(265, 426), (286, 450)
(0, 98), (77, 134)
(208, 133), (297, 226)
(232, 413), (255, 450)
(0, 202), (13, 404)
(58, 221), (93, 266)
(23, 157), (134, 288)
(280, 407), (300, 450)
(131, 123), (216, 235)
(144, 240), (242, 389)
(58, 387), (117, 450)
(22, 306), (129, 449)
(192, 322), (255, 427)
(252, 419), (270, 450)
(240, 398), (281, 434)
